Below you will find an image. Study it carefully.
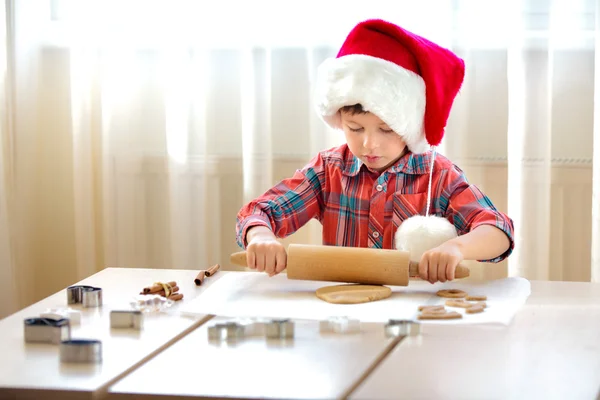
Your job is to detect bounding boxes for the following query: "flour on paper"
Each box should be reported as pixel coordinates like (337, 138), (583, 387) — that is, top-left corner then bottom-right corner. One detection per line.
(180, 272), (531, 325)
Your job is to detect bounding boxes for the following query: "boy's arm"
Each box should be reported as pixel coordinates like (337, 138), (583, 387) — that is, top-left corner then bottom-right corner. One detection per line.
(444, 224), (510, 261)
(236, 153), (326, 249)
(441, 167), (515, 263)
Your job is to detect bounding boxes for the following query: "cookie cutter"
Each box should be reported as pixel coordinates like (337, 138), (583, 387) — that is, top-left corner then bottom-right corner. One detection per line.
(231, 318), (270, 337)
(40, 308), (82, 326)
(66, 285), (95, 304)
(265, 319), (294, 339)
(208, 322), (245, 341)
(384, 319), (421, 338)
(110, 310), (143, 330)
(24, 317), (71, 344)
(207, 318), (272, 342)
(319, 316), (361, 334)
(243, 319), (269, 337)
(60, 339), (102, 363)
(67, 285), (103, 307)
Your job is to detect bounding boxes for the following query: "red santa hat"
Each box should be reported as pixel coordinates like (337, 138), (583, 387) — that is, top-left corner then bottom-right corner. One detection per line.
(315, 19), (465, 154)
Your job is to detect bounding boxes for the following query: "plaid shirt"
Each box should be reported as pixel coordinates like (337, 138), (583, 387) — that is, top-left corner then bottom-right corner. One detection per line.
(236, 144), (514, 262)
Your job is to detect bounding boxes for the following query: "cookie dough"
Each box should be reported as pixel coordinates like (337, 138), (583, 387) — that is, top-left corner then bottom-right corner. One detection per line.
(466, 295), (487, 301)
(445, 299), (472, 308)
(466, 304), (485, 314)
(436, 289), (468, 298)
(418, 311), (462, 320)
(315, 284), (392, 304)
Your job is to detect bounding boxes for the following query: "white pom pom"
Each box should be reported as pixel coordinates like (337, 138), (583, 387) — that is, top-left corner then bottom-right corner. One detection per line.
(394, 215), (458, 262)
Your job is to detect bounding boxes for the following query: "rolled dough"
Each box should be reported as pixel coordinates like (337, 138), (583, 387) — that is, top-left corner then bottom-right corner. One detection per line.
(315, 284), (392, 304)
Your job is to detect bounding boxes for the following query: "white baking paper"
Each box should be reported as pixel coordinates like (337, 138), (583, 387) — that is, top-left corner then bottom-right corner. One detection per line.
(180, 272), (531, 325)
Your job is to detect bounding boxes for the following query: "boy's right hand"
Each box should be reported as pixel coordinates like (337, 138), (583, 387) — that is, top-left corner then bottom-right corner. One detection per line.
(245, 226), (287, 277)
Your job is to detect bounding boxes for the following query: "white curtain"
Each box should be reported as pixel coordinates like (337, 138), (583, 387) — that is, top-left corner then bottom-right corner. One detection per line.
(0, 0), (17, 318)
(0, 0), (598, 318)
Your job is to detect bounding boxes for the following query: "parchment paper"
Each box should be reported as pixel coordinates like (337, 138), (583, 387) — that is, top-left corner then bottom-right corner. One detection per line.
(180, 272), (531, 325)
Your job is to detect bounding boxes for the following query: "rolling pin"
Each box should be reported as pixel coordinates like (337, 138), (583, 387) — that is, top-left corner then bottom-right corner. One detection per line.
(230, 244), (470, 286)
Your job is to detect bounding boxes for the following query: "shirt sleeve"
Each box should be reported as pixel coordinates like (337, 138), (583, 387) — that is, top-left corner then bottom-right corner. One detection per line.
(235, 153), (326, 249)
(441, 165), (515, 263)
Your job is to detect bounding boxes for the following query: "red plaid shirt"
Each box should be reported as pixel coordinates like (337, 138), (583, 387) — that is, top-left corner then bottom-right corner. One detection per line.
(236, 144), (514, 262)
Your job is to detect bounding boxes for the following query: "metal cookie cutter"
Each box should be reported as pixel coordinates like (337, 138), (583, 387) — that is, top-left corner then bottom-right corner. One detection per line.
(384, 319), (421, 338)
(60, 339), (102, 363)
(110, 310), (143, 330)
(208, 322), (246, 341)
(24, 317), (71, 344)
(67, 285), (103, 307)
(319, 316), (361, 334)
(237, 318), (269, 337)
(265, 319), (294, 339)
(41, 308), (82, 326)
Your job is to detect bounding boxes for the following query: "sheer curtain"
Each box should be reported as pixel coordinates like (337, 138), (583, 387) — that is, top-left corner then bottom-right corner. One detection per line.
(0, 0), (598, 317)
(0, 0), (17, 318)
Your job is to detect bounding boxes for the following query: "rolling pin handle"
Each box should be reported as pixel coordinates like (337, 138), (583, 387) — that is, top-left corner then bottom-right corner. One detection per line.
(454, 264), (470, 279)
(230, 251), (248, 267)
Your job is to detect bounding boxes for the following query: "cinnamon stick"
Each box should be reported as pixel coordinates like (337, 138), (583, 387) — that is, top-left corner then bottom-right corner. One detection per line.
(194, 271), (206, 286)
(152, 286), (180, 297)
(140, 286), (179, 295)
(168, 293), (184, 301)
(142, 281), (177, 294)
(204, 264), (220, 277)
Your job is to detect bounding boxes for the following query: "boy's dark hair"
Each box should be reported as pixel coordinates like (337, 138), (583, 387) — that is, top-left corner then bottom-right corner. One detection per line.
(340, 104), (367, 115)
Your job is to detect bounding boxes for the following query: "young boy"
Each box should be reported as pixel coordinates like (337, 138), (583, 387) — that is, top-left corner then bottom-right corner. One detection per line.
(236, 19), (514, 284)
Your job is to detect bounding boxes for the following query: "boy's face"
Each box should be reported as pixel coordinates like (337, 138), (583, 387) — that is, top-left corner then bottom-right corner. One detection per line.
(340, 110), (407, 173)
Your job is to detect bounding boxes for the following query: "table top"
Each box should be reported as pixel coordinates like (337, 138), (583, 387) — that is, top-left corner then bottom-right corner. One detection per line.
(0, 267), (218, 400)
(2, 268), (599, 400)
(350, 280), (600, 400)
(108, 317), (397, 400)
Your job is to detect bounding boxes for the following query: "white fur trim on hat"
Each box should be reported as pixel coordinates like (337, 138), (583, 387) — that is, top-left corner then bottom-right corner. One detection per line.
(394, 215), (458, 262)
(315, 54), (430, 154)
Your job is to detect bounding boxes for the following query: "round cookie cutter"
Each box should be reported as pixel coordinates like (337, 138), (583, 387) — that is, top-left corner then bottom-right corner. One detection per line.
(60, 339), (102, 363)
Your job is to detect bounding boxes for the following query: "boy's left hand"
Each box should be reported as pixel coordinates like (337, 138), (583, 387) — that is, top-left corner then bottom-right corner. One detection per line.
(418, 241), (464, 284)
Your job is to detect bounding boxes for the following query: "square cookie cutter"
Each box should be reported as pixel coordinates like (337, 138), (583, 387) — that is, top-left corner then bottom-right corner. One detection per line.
(24, 317), (71, 344)
(384, 319), (421, 338)
(319, 316), (361, 334)
(110, 310), (144, 330)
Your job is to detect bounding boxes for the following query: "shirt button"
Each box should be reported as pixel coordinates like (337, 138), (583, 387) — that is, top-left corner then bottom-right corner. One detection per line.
(376, 184), (383, 192)
(373, 231), (380, 239)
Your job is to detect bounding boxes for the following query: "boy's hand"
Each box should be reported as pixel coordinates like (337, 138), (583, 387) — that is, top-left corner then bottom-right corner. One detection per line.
(245, 226), (287, 277)
(418, 241), (464, 284)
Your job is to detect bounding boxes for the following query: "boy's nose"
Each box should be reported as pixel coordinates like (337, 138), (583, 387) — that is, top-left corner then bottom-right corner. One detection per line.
(363, 132), (379, 149)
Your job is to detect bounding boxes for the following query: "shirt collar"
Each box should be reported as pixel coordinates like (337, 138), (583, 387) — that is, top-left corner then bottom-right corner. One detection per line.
(342, 149), (433, 177)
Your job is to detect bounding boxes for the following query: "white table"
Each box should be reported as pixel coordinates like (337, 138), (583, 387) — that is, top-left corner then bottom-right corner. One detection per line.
(0, 267), (218, 400)
(107, 317), (397, 400)
(350, 281), (600, 400)
(3, 269), (599, 400)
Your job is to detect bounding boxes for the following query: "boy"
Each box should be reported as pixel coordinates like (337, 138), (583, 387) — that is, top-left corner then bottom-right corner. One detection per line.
(236, 19), (514, 284)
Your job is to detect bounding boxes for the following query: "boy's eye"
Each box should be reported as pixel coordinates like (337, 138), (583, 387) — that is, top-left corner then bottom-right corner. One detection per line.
(380, 128), (394, 133)
(348, 127), (363, 132)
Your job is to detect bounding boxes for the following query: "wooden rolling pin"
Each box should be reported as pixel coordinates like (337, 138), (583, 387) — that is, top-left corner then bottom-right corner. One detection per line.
(230, 244), (470, 286)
